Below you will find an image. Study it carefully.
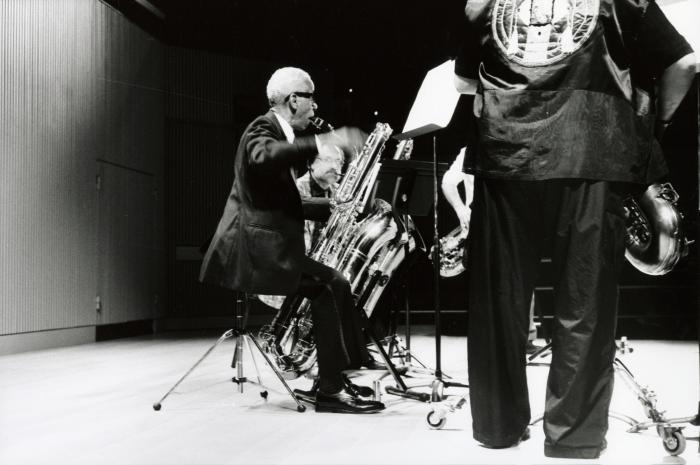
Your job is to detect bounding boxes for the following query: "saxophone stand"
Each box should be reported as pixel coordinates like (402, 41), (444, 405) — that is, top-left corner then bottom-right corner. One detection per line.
(381, 275), (432, 373)
(153, 292), (306, 412)
(359, 157), (452, 403)
(372, 155), (467, 406)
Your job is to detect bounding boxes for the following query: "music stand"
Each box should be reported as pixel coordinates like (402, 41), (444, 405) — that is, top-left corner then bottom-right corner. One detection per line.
(354, 159), (443, 402)
(393, 59), (469, 401)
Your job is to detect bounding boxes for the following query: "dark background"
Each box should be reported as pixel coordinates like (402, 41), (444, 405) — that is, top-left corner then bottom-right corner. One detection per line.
(108, 0), (698, 340)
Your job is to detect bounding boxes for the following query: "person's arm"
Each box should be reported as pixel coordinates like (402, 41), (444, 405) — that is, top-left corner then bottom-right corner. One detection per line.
(246, 117), (318, 173)
(295, 176), (333, 221)
(441, 149), (473, 230)
(247, 118), (366, 174)
(633, 2), (696, 139)
(655, 53), (696, 138)
(300, 196), (332, 222)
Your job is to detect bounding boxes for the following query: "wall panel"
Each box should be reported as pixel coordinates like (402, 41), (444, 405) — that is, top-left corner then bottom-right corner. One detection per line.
(0, 0), (165, 339)
(97, 163), (156, 324)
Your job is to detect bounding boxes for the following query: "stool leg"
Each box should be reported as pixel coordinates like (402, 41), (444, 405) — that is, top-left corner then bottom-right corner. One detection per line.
(244, 335), (263, 385)
(234, 333), (245, 393)
(247, 334), (307, 412)
(153, 329), (234, 411)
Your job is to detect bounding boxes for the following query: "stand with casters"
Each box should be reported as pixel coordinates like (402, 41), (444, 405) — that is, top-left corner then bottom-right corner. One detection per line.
(422, 137), (470, 429)
(528, 338), (697, 456)
(368, 157), (463, 403)
(152, 293), (306, 413)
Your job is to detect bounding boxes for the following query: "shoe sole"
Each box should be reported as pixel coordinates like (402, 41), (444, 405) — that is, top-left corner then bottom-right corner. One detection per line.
(315, 403), (383, 414)
(294, 392), (316, 405)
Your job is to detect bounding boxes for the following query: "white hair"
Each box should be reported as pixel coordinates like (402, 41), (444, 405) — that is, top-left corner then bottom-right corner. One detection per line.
(266, 67), (314, 107)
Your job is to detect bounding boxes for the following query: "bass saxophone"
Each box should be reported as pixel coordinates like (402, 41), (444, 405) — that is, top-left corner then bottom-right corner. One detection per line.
(623, 182), (690, 275)
(258, 123), (421, 379)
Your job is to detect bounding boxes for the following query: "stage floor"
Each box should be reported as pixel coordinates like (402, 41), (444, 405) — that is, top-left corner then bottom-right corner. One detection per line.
(0, 327), (698, 465)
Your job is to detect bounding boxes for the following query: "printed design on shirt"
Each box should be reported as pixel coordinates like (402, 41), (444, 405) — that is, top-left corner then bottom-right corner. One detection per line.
(492, 0), (599, 66)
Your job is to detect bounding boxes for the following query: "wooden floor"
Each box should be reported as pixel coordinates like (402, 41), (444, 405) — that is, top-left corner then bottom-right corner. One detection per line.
(0, 326), (698, 465)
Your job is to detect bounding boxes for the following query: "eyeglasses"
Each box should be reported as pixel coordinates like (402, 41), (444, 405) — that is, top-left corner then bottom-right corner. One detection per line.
(316, 155), (343, 164)
(285, 91), (315, 102)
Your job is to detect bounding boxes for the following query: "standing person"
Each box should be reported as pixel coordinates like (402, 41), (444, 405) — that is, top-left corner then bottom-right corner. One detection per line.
(455, 0), (695, 458)
(200, 67), (384, 414)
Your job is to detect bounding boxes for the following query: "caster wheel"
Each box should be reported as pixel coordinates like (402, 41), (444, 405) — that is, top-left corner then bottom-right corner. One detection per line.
(297, 404), (307, 413)
(260, 391), (268, 399)
(663, 430), (686, 456)
(152, 403), (161, 411)
(427, 410), (447, 430)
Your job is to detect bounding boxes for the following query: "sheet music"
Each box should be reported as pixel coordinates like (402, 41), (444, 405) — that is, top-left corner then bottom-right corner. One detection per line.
(398, 59), (461, 139)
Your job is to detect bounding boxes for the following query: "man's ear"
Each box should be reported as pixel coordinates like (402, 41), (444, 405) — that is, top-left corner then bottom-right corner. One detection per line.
(288, 94), (297, 114)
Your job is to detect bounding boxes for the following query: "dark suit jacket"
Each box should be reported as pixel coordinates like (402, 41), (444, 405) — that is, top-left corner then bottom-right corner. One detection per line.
(200, 111), (330, 294)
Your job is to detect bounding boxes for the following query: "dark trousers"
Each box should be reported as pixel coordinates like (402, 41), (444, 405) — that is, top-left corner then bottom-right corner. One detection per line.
(467, 178), (627, 458)
(297, 255), (370, 388)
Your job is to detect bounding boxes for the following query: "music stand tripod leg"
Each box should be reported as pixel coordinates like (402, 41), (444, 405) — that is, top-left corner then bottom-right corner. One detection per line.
(367, 329), (430, 402)
(152, 329), (234, 411)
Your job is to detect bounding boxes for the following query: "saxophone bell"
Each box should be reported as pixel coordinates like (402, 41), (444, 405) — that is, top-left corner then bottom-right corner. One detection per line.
(431, 226), (469, 277)
(623, 182), (691, 275)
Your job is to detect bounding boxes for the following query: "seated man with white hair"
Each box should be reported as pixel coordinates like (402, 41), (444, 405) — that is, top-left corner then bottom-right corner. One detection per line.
(200, 67), (384, 414)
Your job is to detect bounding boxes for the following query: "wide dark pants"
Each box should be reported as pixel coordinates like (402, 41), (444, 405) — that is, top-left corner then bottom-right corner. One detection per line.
(467, 178), (627, 458)
(297, 255), (370, 387)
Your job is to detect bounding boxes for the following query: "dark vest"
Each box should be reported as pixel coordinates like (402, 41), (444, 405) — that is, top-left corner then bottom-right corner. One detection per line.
(465, 0), (667, 184)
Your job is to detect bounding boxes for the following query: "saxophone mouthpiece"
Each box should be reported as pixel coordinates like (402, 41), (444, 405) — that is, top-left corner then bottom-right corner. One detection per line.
(310, 116), (334, 133)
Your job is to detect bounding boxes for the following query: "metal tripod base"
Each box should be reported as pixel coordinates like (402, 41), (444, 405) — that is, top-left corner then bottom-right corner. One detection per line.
(366, 330), (431, 402)
(152, 328), (306, 413)
(371, 333), (466, 403)
(380, 334), (445, 378)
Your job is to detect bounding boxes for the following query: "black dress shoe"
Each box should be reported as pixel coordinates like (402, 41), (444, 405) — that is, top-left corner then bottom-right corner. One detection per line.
(315, 386), (385, 414)
(342, 374), (374, 398)
(363, 356), (388, 370)
(293, 379), (319, 403)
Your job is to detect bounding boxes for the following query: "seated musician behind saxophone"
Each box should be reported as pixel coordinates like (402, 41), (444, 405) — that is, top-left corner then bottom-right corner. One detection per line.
(296, 146), (387, 376)
(442, 147), (540, 354)
(199, 67), (384, 414)
(296, 144), (344, 253)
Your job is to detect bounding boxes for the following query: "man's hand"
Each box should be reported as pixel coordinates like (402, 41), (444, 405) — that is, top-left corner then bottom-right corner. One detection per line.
(456, 206), (471, 231)
(317, 127), (367, 159)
